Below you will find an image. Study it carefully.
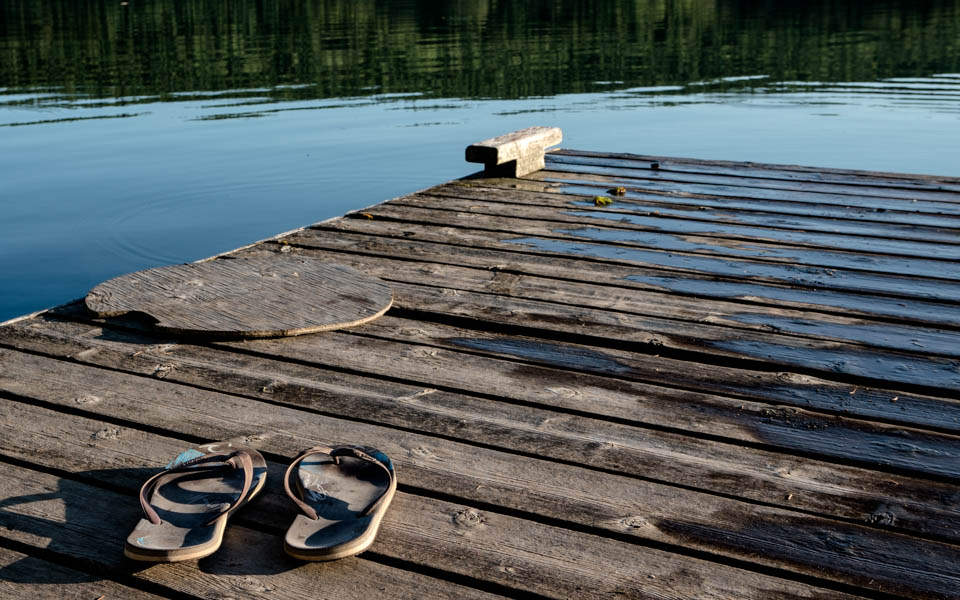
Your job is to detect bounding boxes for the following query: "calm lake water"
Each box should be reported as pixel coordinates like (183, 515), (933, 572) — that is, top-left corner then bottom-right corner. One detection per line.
(1, 0), (959, 322)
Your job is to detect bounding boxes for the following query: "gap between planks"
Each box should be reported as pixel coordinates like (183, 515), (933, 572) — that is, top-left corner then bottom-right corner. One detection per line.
(543, 153), (960, 205)
(274, 233), (960, 363)
(3, 317), (960, 548)
(415, 183), (960, 253)
(548, 149), (960, 195)
(281, 222), (960, 331)
(16, 307), (960, 489)
(311, 207), (960, 307)
(0, 376), (946, 600)
(261, 239), (960, 397)
(494, 172), (960, 235)
(528, 169), (960, 227)
(336, 202), (960, 286)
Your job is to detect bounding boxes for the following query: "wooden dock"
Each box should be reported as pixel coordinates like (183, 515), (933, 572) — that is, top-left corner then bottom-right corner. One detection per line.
(1, 133), (959, 599)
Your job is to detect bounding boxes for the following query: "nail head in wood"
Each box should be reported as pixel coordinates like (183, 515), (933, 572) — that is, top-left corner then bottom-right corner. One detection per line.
(465, 127), (562, 177)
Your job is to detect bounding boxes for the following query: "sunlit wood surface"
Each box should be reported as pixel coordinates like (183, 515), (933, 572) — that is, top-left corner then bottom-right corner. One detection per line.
(1, 148), (959, 599)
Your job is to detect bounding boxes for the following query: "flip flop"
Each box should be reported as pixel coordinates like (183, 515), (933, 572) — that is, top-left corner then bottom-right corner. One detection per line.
(124, 441), (267, 562)
(283, 445), (397, 561)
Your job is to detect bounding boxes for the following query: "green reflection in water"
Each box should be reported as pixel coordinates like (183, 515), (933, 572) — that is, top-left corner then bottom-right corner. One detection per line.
(1, 0), (959, 323)
(2, 0), (959, 101)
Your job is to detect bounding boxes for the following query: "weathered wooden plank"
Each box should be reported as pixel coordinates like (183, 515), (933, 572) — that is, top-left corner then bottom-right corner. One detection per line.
(351, 314), (960, 433)
(0, 547), (168, 600)
(0, 464), (492, 600)
(347, 203), (960, 284)
(311, 215), (960, 305)
(264, 240), (960, 394)
(529, 170), (960, 224)
(270, 240), (960, 361)
(550, 148), (960, 192)
(527, 175), (960, 230)
(258, 242), (960, 377)
(0, 403), (879, 600)
(3, 319), (960, 556)
(225, 323), (960, 467)
(357, 316), (960, 434)
(86, 257), (393, 338)
(427, 181), (960, 245)
(465, 126), (562, 177)
(0, 405), (647, 600)
(380, 282), (959, 392)
(551, 147), (960, 184)
(408, 189), (960, 259)
(543, 157), (960, 206)
(4, 384), (955, 598)
(224, 327), (960, 478)
(11, 307), (960, 496)
(279, 225), (960, 329)
(621, 273), (960, 327)
(547, 151), (960, 198)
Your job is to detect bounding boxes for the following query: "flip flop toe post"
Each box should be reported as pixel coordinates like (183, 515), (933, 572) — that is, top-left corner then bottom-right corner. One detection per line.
(124, 442), (267, 562)
(283, 445), (397, 561)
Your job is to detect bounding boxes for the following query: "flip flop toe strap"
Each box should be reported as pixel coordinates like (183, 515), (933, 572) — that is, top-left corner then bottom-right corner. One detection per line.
(139, 449), (256, 526)
(284, 445), (395, 521)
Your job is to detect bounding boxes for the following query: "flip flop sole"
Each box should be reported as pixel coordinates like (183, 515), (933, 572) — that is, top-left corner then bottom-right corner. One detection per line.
(125, 443), (267, 562)
(283, 446), (397, 561)
(282, 492), (393, 561)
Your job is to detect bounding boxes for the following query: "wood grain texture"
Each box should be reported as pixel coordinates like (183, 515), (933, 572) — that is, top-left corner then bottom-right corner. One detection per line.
(352, 316), (960, 436)
(466, 127), (562, 177)
(403, 189), (960, 259)
(260, 240), (960, 394)
(4, 317), (960, 592)
(279, 225), (960, 329)
(426, 181), (960, 245)
(5, 145), (960, 599)
(0, 460), (501, 600)
(496, 174), (960, 235)
(549, 148), (960, 192)
(529, 170), (960, 227)
(542, 156), (960, 207)
(0, 364), (954, 598)
(7, 313), (960, 527)
(276, 234), (960, 363)
(0, 402), (869, 600)
(0, 547), (166, 600)
(85, 256), (392, 338)
(339, 202), (960, 284)
(310, 211), (960, 306)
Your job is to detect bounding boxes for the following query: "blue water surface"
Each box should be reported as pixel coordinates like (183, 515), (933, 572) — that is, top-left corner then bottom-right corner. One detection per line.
(1, 1), (959, 321)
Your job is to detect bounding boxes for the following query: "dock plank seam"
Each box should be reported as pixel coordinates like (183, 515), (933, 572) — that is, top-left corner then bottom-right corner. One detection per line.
(0, 395), (946, 600)
(0, 451), (903, 600)
(308, 217), (960, 302)
(336, 204), (960, 284)
(458, 176), (960, 234)
(268, 239), (960, 359)
(550, 148), (960, 190)
(310, 217), (960, 303)
(411, 188), (960, 254)
(542, 159), (960, 204)
(4, 319), (959, 541)
(0, 536), (195, 600)
(532, 170), (960, 221)
(277, 227), (960, 330)
(13, 311), (960, 483)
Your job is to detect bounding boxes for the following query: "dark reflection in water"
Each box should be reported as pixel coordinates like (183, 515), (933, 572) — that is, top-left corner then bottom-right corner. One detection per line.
(1, 0), (959, 323)
(2, 0), (958, 101)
